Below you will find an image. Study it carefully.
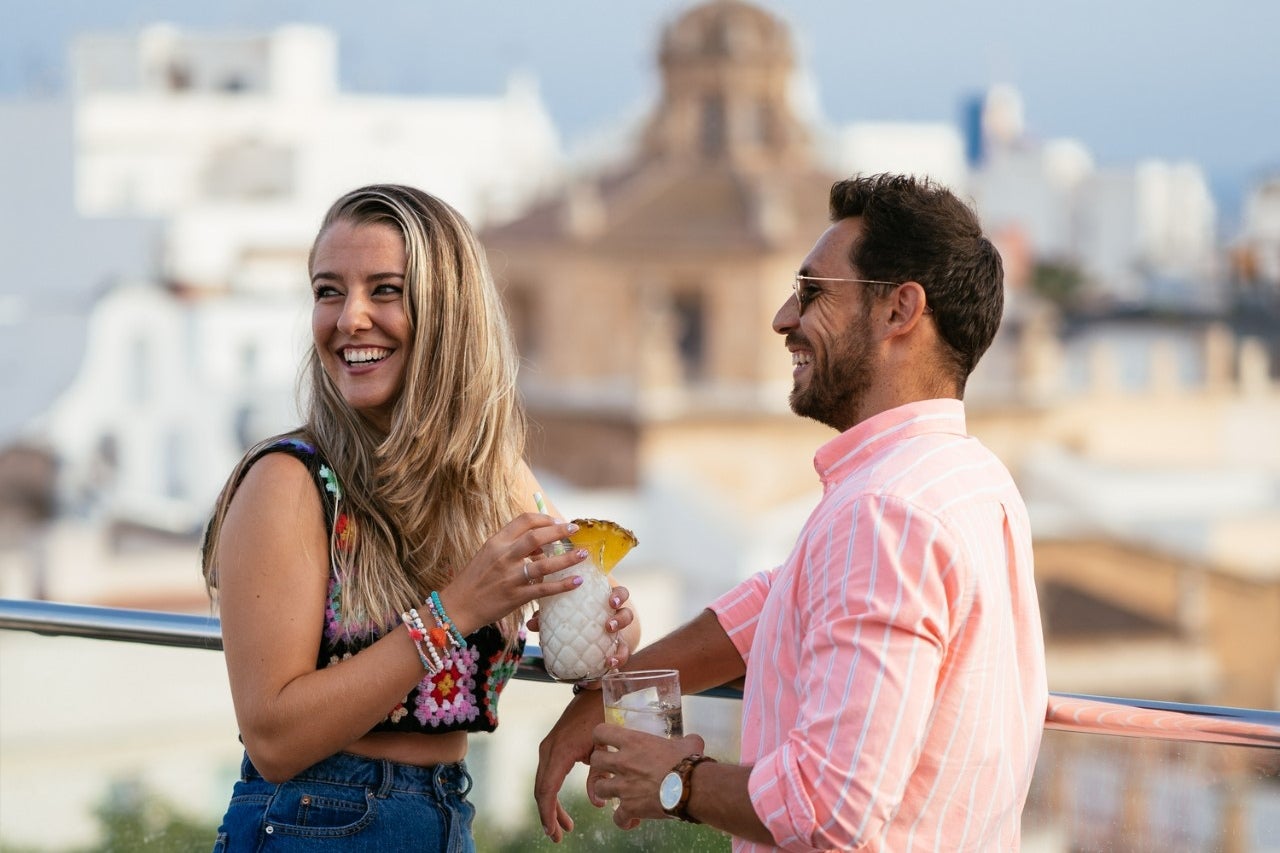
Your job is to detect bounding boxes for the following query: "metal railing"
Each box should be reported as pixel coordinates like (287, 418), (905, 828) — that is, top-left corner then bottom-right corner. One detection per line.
(3, 597), (1278, 749)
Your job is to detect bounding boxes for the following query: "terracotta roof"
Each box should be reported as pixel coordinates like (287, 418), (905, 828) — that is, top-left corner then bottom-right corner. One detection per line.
(485, 160), (837, 255)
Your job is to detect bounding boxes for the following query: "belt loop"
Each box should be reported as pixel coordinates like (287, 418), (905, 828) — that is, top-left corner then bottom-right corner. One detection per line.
(375, 759), (394, 799)
(457, 762), (474, 798)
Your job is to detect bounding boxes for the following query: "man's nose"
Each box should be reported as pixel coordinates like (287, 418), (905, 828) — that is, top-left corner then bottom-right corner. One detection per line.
(772, 294), (799, 335)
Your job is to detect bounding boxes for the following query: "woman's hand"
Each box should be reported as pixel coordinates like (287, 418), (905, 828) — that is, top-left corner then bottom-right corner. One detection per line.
(440, 513), (587, 635)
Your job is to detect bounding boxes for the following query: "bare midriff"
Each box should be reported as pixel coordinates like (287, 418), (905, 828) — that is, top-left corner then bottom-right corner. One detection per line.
(345, 729), (469, 766)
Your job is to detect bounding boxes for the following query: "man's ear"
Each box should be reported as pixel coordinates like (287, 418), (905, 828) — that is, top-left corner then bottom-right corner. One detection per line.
(884, 281), (930, 336)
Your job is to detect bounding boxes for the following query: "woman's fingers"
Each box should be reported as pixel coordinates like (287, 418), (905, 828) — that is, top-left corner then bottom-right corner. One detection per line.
(524, 569), (584, 601)
(606, 608), (633, 633)
(489, 512), (577, 559)
(609, 638), (630, 670)
(533, 547), (589, 577)
(519, 521), (580, 560)
(605, 587), (633, 630)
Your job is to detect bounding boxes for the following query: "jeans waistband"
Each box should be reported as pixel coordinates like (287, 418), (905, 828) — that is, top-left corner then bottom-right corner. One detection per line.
(240, 751), (473, 800)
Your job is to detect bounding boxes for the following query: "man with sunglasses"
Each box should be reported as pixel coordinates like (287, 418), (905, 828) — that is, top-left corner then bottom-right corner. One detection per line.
(536, 173), (1047, 852)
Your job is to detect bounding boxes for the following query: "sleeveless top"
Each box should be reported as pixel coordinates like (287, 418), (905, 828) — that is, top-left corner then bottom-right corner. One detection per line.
(223, 436), (526, 734)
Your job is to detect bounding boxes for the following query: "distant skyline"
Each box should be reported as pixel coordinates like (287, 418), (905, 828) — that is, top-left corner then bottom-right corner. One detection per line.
(2, 0), (1278, 226)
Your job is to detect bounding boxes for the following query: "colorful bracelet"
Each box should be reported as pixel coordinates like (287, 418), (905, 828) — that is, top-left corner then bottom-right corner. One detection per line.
(426, 591), (467, 648)
(412, 608), (445, 671)
(401, 608), (442, 674)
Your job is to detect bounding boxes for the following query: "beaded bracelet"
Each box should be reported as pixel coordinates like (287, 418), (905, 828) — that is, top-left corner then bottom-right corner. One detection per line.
(401, 609), (432, 671)
(401, 608), (443, 674)
(426, 591), (467, 648)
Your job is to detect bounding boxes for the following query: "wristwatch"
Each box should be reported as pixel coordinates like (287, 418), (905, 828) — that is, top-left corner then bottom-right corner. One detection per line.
(659, 753), (716, 822)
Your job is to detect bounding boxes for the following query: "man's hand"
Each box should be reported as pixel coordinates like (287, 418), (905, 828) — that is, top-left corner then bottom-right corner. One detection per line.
(535, 691), (606, 841)
(589, 725), (706, 829)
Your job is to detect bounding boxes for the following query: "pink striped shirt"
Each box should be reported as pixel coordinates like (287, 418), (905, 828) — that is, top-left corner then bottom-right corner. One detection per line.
(711, 399), (1047, 852)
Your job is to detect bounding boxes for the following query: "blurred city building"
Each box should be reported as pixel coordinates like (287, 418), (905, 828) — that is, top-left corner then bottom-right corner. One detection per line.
(967, 84), (1221, 307)
(2, 0), (1279, 849)
(1236, 175), (1280, 289)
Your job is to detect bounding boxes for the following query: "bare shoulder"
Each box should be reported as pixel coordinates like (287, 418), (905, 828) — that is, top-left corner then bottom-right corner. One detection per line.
(235, 450), (319, 506)
(218, 451), (328, 572)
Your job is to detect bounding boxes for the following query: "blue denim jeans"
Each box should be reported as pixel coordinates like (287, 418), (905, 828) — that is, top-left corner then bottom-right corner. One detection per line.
(212, 752), (476, 852)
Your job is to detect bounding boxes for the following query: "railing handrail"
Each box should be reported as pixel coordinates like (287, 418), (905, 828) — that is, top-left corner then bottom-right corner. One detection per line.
(3, 597), (1277, 748)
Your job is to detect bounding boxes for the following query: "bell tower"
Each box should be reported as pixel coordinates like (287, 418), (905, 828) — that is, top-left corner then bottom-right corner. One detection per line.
(640, 0), (812, 172)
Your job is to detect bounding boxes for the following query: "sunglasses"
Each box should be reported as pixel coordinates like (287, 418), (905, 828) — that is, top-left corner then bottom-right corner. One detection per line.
(793, 274), (932, 316)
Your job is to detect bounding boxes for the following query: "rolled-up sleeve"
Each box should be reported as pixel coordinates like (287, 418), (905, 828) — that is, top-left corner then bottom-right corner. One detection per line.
(709, 568), (774, 665)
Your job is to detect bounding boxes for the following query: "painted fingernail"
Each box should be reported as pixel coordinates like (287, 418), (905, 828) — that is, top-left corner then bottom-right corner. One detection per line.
(572, 576), (583, 586)
(607, 619), (618, 632)
(610, 596), (621, 608)
(575, 548), (589, 559)
(607, 657), (619, 668)
(566, 522), (579, 533)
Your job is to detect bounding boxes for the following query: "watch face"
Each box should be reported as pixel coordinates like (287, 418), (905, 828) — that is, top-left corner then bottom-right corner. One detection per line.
(659, 771), (683, 810)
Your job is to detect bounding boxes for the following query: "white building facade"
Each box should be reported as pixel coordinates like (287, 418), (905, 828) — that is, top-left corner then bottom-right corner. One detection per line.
(1240, 176), (1280, 287)
(966, 85), (1220, 305)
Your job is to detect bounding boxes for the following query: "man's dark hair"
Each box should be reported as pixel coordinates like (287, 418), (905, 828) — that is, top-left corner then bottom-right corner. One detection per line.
(829, 173), (1004, 389)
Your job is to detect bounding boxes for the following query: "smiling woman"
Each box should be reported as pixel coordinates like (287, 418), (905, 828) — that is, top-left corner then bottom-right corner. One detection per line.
(197, 184), (641, 851)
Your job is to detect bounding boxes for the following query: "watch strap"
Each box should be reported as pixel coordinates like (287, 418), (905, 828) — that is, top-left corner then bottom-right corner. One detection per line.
(667, 752), (716, 823)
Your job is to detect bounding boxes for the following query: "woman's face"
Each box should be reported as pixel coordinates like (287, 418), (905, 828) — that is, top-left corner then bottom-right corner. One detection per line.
(310, 219), (411, 432)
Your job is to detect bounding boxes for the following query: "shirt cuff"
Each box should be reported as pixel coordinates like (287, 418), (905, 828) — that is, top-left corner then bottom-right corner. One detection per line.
(708, 570), (771, 661)
(747, 746), (826, 853)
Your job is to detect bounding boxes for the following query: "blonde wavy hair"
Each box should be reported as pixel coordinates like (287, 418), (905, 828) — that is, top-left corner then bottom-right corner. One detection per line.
(203, 185), (529, 644)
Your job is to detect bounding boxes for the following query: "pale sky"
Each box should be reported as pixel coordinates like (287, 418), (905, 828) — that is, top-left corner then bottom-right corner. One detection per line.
(2, 0), (1278, 223)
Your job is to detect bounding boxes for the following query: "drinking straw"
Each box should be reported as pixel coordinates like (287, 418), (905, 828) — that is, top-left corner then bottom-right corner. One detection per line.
(534, 492), (571, 554)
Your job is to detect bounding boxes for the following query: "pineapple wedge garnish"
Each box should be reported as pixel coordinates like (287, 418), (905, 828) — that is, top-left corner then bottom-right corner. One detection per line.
(567, 518), (638, 574)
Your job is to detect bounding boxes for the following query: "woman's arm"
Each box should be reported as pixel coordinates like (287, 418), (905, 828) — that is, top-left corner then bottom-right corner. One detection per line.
(216, 454), (427, 782)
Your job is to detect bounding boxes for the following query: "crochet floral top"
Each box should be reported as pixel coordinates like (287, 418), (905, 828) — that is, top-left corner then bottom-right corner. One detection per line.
(228, 436), (526, 735)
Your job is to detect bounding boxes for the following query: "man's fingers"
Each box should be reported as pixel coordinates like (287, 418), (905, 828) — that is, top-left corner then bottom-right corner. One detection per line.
(585, 763), (611, 808)
(534, 747), (575, 838)
(536, 795), (560, 841)
(541, 801), (573, 844)
(534, 775), (567, 838)
(611, 803), (641, 831)
(592, 721), (626, 750)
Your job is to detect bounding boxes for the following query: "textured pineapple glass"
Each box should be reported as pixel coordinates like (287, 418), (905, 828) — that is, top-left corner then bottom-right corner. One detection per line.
(538, 544), (615, 681)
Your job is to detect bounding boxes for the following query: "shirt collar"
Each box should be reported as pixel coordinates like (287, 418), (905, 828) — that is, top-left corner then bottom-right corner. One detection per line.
(814, 399), (968, 486)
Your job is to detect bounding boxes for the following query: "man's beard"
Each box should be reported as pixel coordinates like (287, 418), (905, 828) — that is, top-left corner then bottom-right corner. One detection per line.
(789, 312), (874, 432)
